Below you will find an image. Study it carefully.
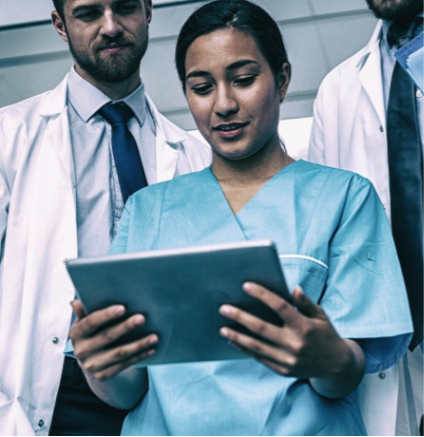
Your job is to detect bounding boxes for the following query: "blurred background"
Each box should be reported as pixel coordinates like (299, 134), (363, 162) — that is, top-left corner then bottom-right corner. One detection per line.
(0, 0), (378, 157)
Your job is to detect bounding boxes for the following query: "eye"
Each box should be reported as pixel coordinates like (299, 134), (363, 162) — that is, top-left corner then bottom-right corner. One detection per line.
(234, 75), (257, 87)
(75, 9), (101, 21)
(191, 84), (213, 96)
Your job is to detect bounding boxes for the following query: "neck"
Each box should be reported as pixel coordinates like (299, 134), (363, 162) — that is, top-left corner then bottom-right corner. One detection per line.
(211, 134), (294, 188)
(75, 65), (141, 100)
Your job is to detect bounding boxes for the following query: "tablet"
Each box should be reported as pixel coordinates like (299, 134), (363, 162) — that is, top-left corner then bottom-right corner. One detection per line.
(65, 240), (290, 366)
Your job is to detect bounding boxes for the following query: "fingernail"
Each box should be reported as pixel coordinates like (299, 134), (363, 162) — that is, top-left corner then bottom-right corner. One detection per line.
(149, 335), (158, 345)
(115, 305), (125, 316)
(220, 327), (230, 337)
(220, 305), (233, 316)
(147, 349), (156, 356)
(243, 282), (254, 292)
(133, 315), (145, 325)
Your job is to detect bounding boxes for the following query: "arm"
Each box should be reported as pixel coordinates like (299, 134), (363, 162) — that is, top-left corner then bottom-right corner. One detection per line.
(0, 121), (11, 404)
(220, 284), (365, 399)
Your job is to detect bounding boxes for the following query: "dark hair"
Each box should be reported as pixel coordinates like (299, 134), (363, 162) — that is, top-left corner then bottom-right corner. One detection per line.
(175, 0), (290, 92)
(52, 0), (65, 20)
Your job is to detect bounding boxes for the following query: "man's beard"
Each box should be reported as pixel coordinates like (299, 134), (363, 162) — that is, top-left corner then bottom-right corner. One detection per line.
(68, 32), (148, 83)
(365, 0), (423, 21)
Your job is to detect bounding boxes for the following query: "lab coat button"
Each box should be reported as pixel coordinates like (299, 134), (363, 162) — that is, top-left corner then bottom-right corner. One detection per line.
(63, 258), (68, 265)
(52, 337), (59, 344)
(38, 420), (44, 428)
(417, 89), (423, 98)
(379, 126), (384, 132)
(378, 372), (386, 380)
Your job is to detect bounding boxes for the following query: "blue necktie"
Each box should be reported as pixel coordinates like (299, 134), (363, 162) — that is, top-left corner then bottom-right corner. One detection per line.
(387, 19), (423, 350)
(99, 102), (148, 203)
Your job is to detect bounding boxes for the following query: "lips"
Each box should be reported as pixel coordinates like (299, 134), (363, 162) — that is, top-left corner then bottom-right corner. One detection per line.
(99, 44), (128, 53)
(213, 122), (250, 139)
(97, 41), (132, 53)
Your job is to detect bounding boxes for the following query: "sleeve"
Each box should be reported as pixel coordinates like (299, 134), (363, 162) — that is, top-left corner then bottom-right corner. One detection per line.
(320, 175), (413, 373)
(307, 83), (326, 165)
(0, 136), (10, 406)
(108, 196), (134, 255)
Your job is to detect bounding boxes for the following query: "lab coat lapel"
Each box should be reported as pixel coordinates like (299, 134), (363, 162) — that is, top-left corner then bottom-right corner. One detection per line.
(358, 23), (386, 130)
(146, 95), (181, 183)
(40, 76), (76, 194)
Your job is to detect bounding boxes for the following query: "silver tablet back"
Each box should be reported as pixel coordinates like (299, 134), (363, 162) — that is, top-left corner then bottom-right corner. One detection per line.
(66, 240), (290, 366)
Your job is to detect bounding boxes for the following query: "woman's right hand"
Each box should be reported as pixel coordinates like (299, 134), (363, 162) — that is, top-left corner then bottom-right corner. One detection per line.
(70, 300), (158, 381)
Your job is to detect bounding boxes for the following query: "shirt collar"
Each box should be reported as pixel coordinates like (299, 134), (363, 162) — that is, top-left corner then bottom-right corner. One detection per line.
(382, 19), (393, 45)
(67, 66), (147, 126)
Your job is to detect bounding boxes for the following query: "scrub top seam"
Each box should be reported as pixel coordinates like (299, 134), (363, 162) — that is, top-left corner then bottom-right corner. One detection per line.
(278, 254), (329, 269)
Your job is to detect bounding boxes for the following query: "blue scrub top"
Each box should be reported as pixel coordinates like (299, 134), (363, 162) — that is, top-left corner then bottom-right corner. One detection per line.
(110, 160), (412, 436)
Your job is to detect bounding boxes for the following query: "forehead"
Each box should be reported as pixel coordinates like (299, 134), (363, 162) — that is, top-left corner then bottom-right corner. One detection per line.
(185, 28), (266, 73)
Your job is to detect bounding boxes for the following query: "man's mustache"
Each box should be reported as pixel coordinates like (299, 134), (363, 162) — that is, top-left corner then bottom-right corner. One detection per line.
(95, 36), (135, 50)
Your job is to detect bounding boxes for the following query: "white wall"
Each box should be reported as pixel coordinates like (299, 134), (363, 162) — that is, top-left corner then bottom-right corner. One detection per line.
(0, 0), (378, 130)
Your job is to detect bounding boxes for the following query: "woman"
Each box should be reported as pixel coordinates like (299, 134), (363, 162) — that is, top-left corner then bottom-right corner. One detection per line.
(70, 1), (412, 435)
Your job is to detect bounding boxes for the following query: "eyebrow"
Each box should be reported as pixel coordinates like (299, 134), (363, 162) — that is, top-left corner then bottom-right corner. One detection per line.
(186, 59), (260, 81)
(72, 0), (138, 15)
(72, 4), (101, 16)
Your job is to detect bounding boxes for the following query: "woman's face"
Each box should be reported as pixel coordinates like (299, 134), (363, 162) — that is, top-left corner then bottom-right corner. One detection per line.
(184, 28), (289, 161)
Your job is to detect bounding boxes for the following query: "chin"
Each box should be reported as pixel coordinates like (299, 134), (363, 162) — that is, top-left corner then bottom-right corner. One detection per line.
(213, 144), (258, 161)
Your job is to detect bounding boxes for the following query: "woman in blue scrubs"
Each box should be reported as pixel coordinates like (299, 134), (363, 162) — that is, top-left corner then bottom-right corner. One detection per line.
(70, 1), (412, 435)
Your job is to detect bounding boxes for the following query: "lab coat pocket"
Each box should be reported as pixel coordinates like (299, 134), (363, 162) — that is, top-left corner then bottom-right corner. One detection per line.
(278, 255), (328, 304)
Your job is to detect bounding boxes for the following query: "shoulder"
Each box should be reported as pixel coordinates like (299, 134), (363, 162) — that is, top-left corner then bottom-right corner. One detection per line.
(160, 115), (211, 162)
(0, 75), (68, 130)
(317, 23), (381, 98)
(318, 50), (364, 97)
(0, 86), (55, 120)
(299, 160), (376, 197)
(146, 95), (211, 167)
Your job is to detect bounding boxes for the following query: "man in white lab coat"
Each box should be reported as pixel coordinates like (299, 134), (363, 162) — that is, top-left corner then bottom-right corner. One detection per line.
(309, 0), (423, 435)
(0, 0), (210, 435)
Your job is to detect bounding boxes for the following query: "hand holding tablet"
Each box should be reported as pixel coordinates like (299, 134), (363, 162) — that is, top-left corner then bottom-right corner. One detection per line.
(66, 240), (291, 368)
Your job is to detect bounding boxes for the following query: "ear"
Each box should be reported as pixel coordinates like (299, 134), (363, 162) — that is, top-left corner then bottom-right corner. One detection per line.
(51, 10), (69, 43)
(278, 61), (291, 103)
(145, 0), (153, 25)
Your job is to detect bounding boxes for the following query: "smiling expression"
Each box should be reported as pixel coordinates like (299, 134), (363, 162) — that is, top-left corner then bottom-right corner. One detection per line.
(185, 28), (289, 161)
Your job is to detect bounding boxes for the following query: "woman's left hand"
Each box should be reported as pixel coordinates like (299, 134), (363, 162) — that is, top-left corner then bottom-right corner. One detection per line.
(219, 283), (353, 380)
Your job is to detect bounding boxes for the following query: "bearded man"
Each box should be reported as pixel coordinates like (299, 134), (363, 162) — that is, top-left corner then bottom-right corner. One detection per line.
(309, 0), (423, 435)
(0, 1), (210, 435)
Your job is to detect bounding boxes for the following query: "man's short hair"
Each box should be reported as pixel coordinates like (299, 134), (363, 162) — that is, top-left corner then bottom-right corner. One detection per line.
(52, 0), (65, 20)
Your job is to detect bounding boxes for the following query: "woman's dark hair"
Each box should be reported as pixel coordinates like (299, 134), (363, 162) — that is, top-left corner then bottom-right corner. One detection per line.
(175, 0), (290, 92)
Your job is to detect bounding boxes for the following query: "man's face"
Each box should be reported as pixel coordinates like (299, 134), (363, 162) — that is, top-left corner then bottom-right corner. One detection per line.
(365, 0), (423, 21)
(55, 0), (152, 83)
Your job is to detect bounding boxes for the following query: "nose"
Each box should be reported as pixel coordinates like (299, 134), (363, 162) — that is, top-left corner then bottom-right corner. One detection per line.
(100, 10), (123, 39)
(214, 85), (239, 117)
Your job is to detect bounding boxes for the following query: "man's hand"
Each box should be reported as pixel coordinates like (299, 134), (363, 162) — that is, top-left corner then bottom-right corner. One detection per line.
(70, 301), (158, 381)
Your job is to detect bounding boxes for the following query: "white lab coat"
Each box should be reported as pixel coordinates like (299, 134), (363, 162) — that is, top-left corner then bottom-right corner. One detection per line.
(0, 75), (211, 436)
(308, 22), (405, 436)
